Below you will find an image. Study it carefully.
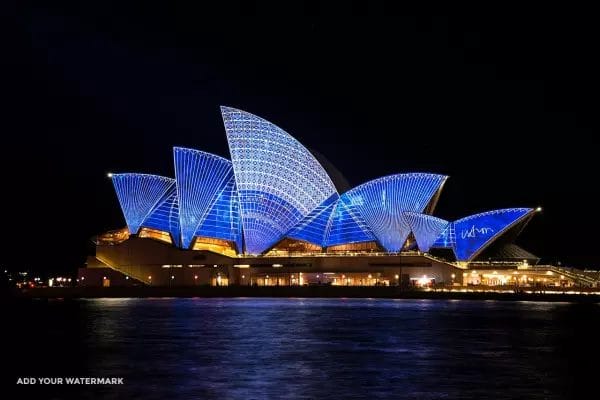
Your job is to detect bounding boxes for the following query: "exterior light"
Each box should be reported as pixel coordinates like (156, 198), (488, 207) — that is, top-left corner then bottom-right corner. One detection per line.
(536, 206), (542, 212)
(81, 276), (85, 280)
(194, 275), (198, 280)
(68, 278), (72, 282)
(125, 276), (129, 280)
(241, 275), (245, 279)
(171, 276), (175, 280)
(107, 172), (113, 178)
(102, 276), (107, 280)
(451, 273), (455, 279)
(368, 274), (372, 279)
(148, 275), (152, 280)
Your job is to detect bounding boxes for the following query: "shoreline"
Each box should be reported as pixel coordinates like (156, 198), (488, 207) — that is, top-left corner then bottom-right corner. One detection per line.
(6, 286), (600, 303)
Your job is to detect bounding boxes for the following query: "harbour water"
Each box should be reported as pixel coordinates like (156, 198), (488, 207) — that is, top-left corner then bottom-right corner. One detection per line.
(7, 298), (600, 399)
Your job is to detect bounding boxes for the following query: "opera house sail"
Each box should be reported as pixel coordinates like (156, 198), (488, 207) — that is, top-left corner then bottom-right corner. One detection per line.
(90, 106), (542, 287)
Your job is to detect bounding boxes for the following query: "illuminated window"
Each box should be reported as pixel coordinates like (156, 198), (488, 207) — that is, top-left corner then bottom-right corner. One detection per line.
(326, 241), (380, 253)
(265, 238), (322, 255)
(138, 227), (173, 244)
(96, 228), (130, 245)
(192, 236), (237, 257)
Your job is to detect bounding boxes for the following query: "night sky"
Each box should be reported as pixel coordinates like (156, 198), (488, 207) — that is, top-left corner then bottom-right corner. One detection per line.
(4, 5), (599, 272)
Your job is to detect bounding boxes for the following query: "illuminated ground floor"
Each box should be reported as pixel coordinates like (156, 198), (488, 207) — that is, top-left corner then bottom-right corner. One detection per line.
(77, 236), (598, 289)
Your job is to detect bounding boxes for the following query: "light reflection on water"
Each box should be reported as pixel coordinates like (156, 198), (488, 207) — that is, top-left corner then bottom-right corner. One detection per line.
(8, 298), (599, 399)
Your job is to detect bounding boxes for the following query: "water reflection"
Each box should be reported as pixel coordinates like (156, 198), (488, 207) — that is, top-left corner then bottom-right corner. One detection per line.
(7, 298), (599, 399)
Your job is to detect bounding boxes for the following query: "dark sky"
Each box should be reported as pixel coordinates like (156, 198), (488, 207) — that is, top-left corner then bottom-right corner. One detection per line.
(4, 4), (599, 272)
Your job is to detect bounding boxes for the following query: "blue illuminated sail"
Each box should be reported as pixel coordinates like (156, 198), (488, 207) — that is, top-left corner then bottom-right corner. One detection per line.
(174, 147), (235, 249)
(325, 196), (376, 247)
(343, 174), (447, 252)
(403, 212), (449, 252)
(111, 173), (175, 235)
(286, 193), (338, 246)
(453, 208), (533, 261)
(194, 174), (243, 252)
(221, 106), (338, 254)
(141, 185), (181, 246)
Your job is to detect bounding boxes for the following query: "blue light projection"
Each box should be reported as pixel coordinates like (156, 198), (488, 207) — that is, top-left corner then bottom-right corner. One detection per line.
(342, 174), (447, 252)
(403, 212), (449, 253)
(221, 106), (338, 254)
(286, 193), (338, 246)
(453, 208), (533, 261)
(194, 174), (243, 252)
(111, 173), (175, 235)
(141, 185), (181, 246)
(325, 196), (376, 247)
(174, 147), (235, 249)
(432, 223), (456, 250)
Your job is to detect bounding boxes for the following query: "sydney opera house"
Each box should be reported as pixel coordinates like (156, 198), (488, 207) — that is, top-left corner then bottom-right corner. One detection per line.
(80, 107), (555, 288)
